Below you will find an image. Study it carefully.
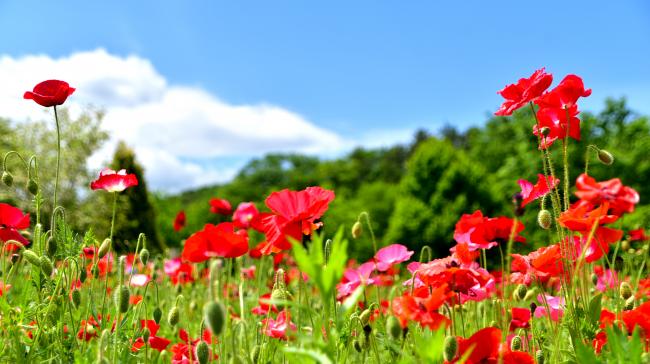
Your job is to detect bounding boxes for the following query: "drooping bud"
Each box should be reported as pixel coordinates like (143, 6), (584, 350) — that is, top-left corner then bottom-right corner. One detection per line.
(359, 309), (372, 326)
(510, 335), (522, 351)
(79, 268), (87, 283)
(620, 282), (633, 300)
(597, 149), (614, 165)
(514, 284), (527, 301)
(353, 339), (363, 352)
(537, 209), (552, 230)
(139, 248), (150, 265)
(539, 127), (551, 137)
(204, 301), (226, 336)
(590, 273), (599, 286)
(27, 179), (39, 195)
(153, 306), (163, 324)
(22, 249), (42, 266)
(386, 315), (402, 340)
(351, 221), (362, 239)
(71, 289), (82, 308)
(535, 350), (545, 364)
(115, 285), (130, 313)
(46, 236), (57, 257)
(97, 238), (111, 259)
(624, 296), (635, 311)
(40, 256), (54, 276)
(443, 336), (458, 361)
(168, 306), (180, 326)
(196, 340), (210, 364)
(1, 171), (14, 186)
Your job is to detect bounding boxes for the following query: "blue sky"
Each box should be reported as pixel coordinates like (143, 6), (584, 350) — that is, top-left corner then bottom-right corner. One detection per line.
(1, 1), (649, 191)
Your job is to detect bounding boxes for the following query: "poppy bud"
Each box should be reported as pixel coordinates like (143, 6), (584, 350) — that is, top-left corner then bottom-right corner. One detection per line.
(539, 127), (551, 137)
(536, 350), (545, 364)
(159, 350), (169, 362)
(153, 307), (163, 324)
(386, 315), (402, 340)
(628, 248), (636, 254)
(251, 345), (261, 362)
(40, 256), (54, 276)
(10, 254), (19, 264)
(139, 248), (150, 265)
(359, 309), (372, 326)
(489, 320), (498, 327)
(1, 171), (13, 186)
(510, 335), (522, 351)
(514, 284), (527, 301)
(270, 287), (288, 311)
(324, 239), (332, 265)
(620, 282), (633, 300)
(168, 306), (180, 326)
(117, 255), (127, 284)
(196, 340), (209, 364)
(621, 240), (630, 252)
(274, 268), (287, 290)
(79, 268), (87, 283)
(142, 327), (151, 343)
(353, 339), (363, 352)
(624, 296), (635, 311)
(98, 238), (111, 259)
(537, 209), (552, 230)
(641, 352), (649, 364)
(72, 289), (81, 308)
(352, 221), (362, 239)
(27, 179), (39, 195)
(443, 336), (458, 361)
(115, 285), (130, 313)
(204, 301), (226, 336)
(189, 300), (198, 312)
(597, 149), (614, 165)
(46, 237), (57, 257)
(22, 249), (42, 266)
(590, 273), (598, 286)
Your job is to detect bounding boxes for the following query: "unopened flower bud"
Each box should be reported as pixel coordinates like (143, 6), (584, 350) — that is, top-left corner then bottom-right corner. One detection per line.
(536, 349), (545, 364)
(204, 301), (226, 336)
(359, 309), (372, 326)
(27, 179), (39, 195)
(621, 240), (630, 252)
(624, 296), (635, 311)
(353, 339), (363, 352)
(597, 149), (614, 165)
(1, 171), (13, 186)
(153, 306), (163, 324)
(443, 336), (458, 361)
(250, 345), (261, 362)
(196, 341), (210, 364)
(72, 289), (82, 308)
(168, 306), (180, 326)
(40, 256), (54, 276)
(142, 327), (151, 343)
(386, 315), (402, 340)
(620, 282), (633, 300)
(591, 273), (599, 286)
(79, 268), (88, 283)
(97, 238), (111, 259)
(139, 248), (150, 265)
(510, 335), (522, 351)
(514, 284), (527, 301)
(537, 209), (552, 230)
(270, 287), (288, 311)
(324, 239), (332, 265)
(115, 285), (130, 313)
(46, 236), (57, 257)
(539, 127), (551, 137)
(352, 221), (362, 239)
(22, 249), (42, 266)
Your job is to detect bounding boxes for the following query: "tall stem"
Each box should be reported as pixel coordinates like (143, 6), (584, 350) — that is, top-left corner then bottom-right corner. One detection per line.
(53, 106), (62, 208)
(110, 192), (118, 241)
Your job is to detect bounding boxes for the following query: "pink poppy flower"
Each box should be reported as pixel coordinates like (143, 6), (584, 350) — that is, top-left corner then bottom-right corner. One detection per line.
(232, 202), (259, 229)
(336, 261), (377, 299)
(594, 266), (618, 293)
(518, 174), (559, 207)
(374, 244), (414, 272)
(90, 168), (138, 192)
(129, 274), (151, 287)
(261, 311), (296, 340)
(534, 294), (564, 321)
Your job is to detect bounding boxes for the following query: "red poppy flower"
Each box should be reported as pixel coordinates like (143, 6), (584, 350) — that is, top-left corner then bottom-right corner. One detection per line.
(510, 307), (531, 330)
(629, 228), (649, 242)
(90, 168), (138, 192)
(517, 174), (559, 207)
(163, 258), (195, 285)
(453, 327), (501, 364)
(454, 211), (525, 251)
(232, 202), (259, 229)
(391, 285), (452, 330)
(173, 210), (186, 232)
(0, 203), (30, 251)
(450, 242), (480, 266)
(182, 222), (249, 262)
(536, 74), (591, 109)
(622, 301), (650, 336)
(131, 320), (170, 352)
(24, 80), (75, 107)
(209, 198), (232, 215)
(533, 104), (581, 149)
(558, 202), (619, 231)
(495, 68), (553, 116)
(0, 281), (11, 297)
(261, 186), (335, 252)
(575, 173), (640, 216)
(511, 243), (563, 285)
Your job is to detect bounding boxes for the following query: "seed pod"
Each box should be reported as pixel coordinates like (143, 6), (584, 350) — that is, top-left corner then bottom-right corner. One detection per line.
(597, 149), (614, 165)
(514, 284), (527, 301)
(115, 285), (130, 313)
(443, 336), (458, 361)
(204, 301), (226, 336)
(139, 248), (150, 265)
(510, 335), (522, 351)
(196, 340), (209, 364)
(168, 306), (180, 326)
(386, 315), (402, 340)
(153, 307), (163, 324)
(624, 296), (635, 311)
(22, 249), (42, 266)
(351, 221), (362, 239)
(535, 349), (545, 364)
(97, 238), (111, 259)
(40, 256), (54, 276)
(1, 171), (14, 186)
(72, 289), (82, 308)
(537, 209), (552, 230)
(620, 282), (633, 300)
(27, 179), (39, 195)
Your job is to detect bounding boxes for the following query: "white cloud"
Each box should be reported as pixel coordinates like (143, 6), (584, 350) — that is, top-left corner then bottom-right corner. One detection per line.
(0, 49), (349, 192)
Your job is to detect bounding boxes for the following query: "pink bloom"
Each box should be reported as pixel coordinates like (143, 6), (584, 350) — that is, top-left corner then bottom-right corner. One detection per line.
(374, 244), (414, 272)
(534, 294), (564, 321)
(163, 258), (194, 285)
(90, 168), (138, 192)
(129, 274), (151, 287)
(262, 311), (296, 340)
(232, 202), (259, 229)
(241, 265), (256, 280)
(594, 267), (618, 293)
(518, 174), (559, 207)
(337, 261), (377, 299)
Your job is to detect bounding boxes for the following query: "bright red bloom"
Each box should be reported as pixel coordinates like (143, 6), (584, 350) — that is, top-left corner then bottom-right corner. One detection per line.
(90, 168), (138, 192)
(510, 307), (531, 330)
(495, 68), (553, 116)
(450, 242), (480, 266)
(209, 198), (232, 215)
(77, 315), (105, 341)
(232, 202), (259, 229)
(261, 311), (297, 340)
(164, 258), (195, 285)
(511, 243), (563, 285)
(131, 320), (171, 352)
(622, 301), (650, 336)
(173, 211), (186, 232)
(517, 174), (559, 207)
(391, 285), (452, 330)
(533, 104), (581, 149)
(0, 281), (11, 297)
(536, 74), (591, 109)
(452, 327), (501, 364)
(261, 186), (335, 252)
(575, 174), (640, 216)
(0, 203), (30, 251)
(454, 211), (525, 251)
(24, 80), (75, 107)
(629, 228), (649, 242)
(558, 202), (619, 231)
(182, 222), (249, 262)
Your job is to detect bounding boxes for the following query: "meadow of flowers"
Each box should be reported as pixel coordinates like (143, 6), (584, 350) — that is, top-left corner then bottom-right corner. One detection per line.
(0, 71), (648, 363)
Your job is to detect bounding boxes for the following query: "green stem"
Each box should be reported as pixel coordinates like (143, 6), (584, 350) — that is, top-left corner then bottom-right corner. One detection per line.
(53, 105), (61, 208)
